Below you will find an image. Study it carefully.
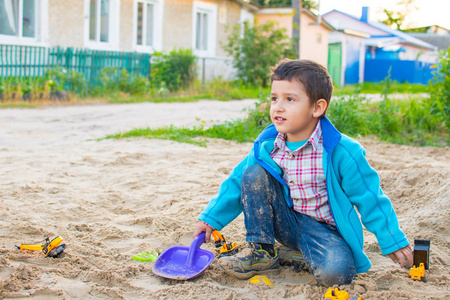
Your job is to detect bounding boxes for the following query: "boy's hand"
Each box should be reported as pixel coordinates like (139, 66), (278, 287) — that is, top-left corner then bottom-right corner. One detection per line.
(388, 245), (413, 269)
(193, 221), (214, 243)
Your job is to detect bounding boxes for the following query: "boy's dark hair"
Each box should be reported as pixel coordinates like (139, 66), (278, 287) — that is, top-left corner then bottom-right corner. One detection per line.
(270, 59), (333, 115)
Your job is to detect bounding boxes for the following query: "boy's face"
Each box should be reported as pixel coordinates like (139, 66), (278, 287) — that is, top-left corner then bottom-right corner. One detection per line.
(270, 80), (319, 143)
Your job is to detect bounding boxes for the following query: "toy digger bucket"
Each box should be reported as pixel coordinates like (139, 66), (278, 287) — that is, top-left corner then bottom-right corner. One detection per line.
(152, 232), (214, 280)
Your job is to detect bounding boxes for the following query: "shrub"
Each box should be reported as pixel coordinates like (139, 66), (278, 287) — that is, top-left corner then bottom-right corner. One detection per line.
(223, 21), (295, 87)
(429, 46), (450, 132)
(94, 67), (149, 96)
(150, 49), (197, 92)
(45, 66), (88, 96)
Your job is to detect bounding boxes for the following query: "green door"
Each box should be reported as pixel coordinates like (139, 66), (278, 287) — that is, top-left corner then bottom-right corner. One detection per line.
(328, 43), (342, 86)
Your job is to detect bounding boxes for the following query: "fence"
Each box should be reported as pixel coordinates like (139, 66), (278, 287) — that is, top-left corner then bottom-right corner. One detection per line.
(364, 59), (434, 85)
(0, 45), (151, 81)
(197, 56), (237, 84)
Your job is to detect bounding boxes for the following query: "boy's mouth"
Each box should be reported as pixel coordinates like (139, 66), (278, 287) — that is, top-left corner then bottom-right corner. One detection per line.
(274, 116), (286, 121)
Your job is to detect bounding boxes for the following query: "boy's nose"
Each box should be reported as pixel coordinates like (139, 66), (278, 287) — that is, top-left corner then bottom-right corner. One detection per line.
(273, 102), (284, 111)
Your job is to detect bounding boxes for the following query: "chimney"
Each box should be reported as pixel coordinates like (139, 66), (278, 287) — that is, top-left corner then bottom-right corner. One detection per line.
(361, 6), (369, 22)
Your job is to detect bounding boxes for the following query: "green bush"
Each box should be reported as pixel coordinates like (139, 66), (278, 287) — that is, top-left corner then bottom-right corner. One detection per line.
(105, 87), (448, 147)
(93, 67), (149, 96)
(429, 46), (450, 132)
(45, 66), (87, 95)
(223, 21), (295, 87)
(150, 49), (197, 92)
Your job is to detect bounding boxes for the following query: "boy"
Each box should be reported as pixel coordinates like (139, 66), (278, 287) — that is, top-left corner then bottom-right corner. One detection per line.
(193, 59), (412, 286)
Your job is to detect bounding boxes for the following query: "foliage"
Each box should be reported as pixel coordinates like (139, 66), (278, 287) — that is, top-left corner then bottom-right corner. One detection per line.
(92, 67), (148, 96)
(150, 49), (197, 92)
(223, 22), (295, 87)
(45, 66), (88, 95)
(252, 0), (318, 10)
(104, 86), (448, 147)
(428, 47), (450, 132)
(334, 81), (429, 95)
(107, 79), (269, 104)
(379, 0), (417, 30)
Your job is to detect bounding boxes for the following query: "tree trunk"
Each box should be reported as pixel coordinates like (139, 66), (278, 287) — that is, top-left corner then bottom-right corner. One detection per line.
(292, 0), (301, 58)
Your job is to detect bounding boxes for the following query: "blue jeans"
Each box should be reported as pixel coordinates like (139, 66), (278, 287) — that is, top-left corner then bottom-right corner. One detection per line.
(241, 164), (356, 286)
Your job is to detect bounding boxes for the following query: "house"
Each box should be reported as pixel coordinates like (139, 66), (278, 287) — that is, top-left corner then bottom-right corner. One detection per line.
(0, 0), (260, 80)
(323, 7), (438, 85)
(404, 25), (450, 52)
(255, 7), (334, 68)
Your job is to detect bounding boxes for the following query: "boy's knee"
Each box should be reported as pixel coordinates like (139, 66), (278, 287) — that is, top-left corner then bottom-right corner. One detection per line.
(242, 164), (268, 183)
(312, 258), (355, 286)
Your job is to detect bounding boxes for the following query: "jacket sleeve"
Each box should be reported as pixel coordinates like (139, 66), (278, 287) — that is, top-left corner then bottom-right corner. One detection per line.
(337, 142), (410, 255)
(198, 147), (256, 230)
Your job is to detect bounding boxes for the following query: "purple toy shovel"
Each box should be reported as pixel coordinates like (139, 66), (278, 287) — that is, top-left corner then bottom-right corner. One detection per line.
(152, 232), (215, 280)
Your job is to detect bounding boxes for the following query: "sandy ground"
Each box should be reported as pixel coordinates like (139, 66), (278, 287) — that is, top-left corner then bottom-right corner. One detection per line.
(0, 100), (448, 299)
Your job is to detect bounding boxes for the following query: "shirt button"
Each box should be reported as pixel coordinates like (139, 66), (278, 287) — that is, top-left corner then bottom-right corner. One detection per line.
(289, 181), (295, 185)
(289, 154), (295, 159)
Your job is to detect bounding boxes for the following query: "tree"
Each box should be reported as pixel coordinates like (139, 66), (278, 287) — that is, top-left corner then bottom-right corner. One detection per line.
(253, 0), (317, 11)
(379, 0), (417, 30)
(222, 22), (295, 87)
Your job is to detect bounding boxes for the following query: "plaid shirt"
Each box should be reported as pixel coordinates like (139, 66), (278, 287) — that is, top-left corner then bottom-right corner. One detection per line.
(270, 120), (335, 226)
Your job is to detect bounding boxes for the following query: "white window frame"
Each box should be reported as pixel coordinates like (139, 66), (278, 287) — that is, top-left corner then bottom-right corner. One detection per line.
(0, 0), (49, 46)
(132, 0), (163, 53)
(84, 0), (120, 50)
(192, 1), (217, 58)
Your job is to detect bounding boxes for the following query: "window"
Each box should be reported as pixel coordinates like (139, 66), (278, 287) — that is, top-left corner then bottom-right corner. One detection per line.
(89, 0), (110, 43)
(192, 1), (217, 57)
(0, 0), (37, 38)
(84, 0), (119, 50)
(133, 0), (162, 52)
(195, 10), (208, 51)
(136, 1), (153, 46)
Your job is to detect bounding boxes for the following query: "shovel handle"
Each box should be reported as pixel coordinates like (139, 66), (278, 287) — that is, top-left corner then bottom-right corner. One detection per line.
(187, 232), (206, 267)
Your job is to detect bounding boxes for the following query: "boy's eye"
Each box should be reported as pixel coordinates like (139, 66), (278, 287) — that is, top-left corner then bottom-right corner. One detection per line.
(271, 97), (278, 102)
(287, 97), (294, 102)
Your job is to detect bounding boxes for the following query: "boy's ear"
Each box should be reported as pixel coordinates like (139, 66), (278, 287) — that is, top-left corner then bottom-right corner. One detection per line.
(312, 99), (327, 118)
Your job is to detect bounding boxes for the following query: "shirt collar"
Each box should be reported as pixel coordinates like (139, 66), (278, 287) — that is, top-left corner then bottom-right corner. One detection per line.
(273, 119), (322, 152)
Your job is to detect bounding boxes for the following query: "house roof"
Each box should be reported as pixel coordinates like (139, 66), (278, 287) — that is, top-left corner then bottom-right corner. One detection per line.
(256, 7), (335, 31)
(403, 25), (450, 34)
(233, 0), (261, 12)
(406, 33), (450, 51)
(323, 9), (437, 51)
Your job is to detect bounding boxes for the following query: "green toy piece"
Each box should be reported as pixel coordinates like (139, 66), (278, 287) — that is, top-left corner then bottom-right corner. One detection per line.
(132, 250), (159, 262)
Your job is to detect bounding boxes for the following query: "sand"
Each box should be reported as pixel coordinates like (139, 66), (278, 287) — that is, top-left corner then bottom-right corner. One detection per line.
(0, 99), (448, 299)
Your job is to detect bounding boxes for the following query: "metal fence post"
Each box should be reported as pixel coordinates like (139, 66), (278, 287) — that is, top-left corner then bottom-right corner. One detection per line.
(202, 57), (205, 85)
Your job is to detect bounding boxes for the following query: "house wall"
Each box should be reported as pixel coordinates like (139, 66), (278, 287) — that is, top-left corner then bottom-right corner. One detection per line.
(255, 12), (293, 37)
(120, 0), (134, 52)
(163, 0), (193, 51)
(255, 10), (331, 67)
(398, 44), (437, 63)
(299, 14), (329, 67)
(48, 0), (85, 48)
(163, 0), (242, 57)
(216, 0), (242, 58)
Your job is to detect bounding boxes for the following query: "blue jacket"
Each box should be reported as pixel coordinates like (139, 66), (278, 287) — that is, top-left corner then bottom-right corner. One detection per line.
(199, 116), (409, 273)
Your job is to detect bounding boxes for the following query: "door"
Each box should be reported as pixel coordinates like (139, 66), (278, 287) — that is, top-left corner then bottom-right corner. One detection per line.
(328, 43), (342, 86)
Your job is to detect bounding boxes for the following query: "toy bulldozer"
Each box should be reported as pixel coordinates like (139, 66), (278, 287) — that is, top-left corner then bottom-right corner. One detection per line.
(212, 230), (238, 257)
(323, 287), (362, 300)
(15, 236), (66, 258)
(409, 263), (426, 281)
(409, 239), (430, 282)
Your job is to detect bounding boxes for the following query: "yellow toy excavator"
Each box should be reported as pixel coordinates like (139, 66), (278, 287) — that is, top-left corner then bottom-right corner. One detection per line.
(15, 236), (66, 258)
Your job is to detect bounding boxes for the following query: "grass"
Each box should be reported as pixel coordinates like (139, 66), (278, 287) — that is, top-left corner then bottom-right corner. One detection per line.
(106, 80), (268, 104)
(334, 81), (429, 95)
(102, 92), (448, 147)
